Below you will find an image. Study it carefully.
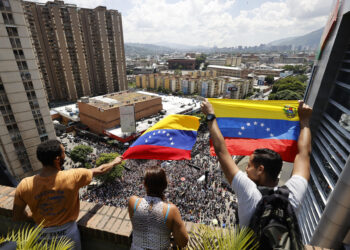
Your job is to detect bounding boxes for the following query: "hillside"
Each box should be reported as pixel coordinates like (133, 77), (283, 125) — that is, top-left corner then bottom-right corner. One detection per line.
(125, 43), (174, 56)
(268, 28), (323, 48)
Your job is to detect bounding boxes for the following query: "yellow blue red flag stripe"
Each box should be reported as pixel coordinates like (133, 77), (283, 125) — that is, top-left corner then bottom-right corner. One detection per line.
(123, 114), (200, 160)
(208, 99), (300, 162)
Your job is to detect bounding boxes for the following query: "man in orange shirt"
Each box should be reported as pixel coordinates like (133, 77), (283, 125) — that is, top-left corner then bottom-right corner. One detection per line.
(13, 140), (123, 249)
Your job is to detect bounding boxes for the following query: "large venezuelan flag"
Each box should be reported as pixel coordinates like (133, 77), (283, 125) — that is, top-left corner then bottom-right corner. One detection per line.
(123, 114), (200, 160)
(209, 99), (300, 162)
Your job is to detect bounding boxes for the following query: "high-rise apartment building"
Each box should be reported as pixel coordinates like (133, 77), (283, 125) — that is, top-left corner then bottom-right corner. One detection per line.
(22, 0), (127, 102)
(0, 0), (56, 178)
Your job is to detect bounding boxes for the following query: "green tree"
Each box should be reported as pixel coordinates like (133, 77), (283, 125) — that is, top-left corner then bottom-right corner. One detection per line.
(269, 89), (303, 100)
(265, 75), (274, 85)
(195, 54), (207, 70)
(202, 62), (209, 70)
(193, 113), (206, 124)
(70, 145), (93, 166)
(295, 74), (308, 83)
(174, 69), (182, 76)
(94, 152), (124, 183)
(282, 64), (307, 74)
(269, 75), (306, 100)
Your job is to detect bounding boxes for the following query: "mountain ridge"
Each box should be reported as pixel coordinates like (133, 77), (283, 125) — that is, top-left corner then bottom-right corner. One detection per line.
(124, 27), (324, 55)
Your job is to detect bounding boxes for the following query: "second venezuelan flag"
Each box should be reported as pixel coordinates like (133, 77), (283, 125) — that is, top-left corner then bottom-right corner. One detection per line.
(123, 114), (200, 160)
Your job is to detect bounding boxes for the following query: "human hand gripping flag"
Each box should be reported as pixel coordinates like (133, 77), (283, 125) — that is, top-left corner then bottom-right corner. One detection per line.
(122, 114), (200, 160)
(208, 99), (300, 162)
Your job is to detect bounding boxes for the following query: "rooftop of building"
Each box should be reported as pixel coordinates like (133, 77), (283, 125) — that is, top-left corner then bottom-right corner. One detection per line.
(50, 91), (200, 137)
(207, 65), (242, 70)
(52, 104), (80, 122)
(218, 76), (244, 81)
(106, 91), (201, 138)
(79, 92), (159, 110)
(167, 58), (196, 61)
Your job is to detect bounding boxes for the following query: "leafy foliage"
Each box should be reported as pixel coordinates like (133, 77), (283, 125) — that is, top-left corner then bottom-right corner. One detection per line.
(94, 152), (125, 183)
(269, 76), (306, 100)
(269, 90), (304, 100)
(174, 69), (182, 76)
(195, 54), (207, 70)
(186, 224), (258, 250)
(69, 145), (93, 165)
(265, 75), (274, 85)
(282, 64), (307, 74)
(193, 113), (206, 124)
(0, 222), (74, 250)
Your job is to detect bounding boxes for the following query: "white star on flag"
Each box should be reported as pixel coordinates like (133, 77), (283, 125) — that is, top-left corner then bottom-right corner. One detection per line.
(266, 128), (270, 131)
(166, 133), (170, 136)
(171, 142), (174, 145)
(149, 135), (151, 138)
(238, 131), (242, 135)
(270, 133), (274, 137)
(254, 121), (257, 125)
(241, 126), (245, 130)
(145, 139), (148, 143)
(153, 132), (156, 135)
(260, 123), (264, 127)
(158, 131), (161, 133)
(247, 122), (251, 126)
(169, 137), (173, 140)
(162, 131), (166, 134)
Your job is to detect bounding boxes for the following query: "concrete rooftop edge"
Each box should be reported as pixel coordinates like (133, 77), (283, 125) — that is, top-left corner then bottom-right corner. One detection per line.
(0, 185), (330, 249)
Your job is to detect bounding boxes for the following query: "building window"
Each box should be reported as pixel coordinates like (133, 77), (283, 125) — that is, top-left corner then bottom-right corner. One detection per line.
(9, 37), (21, 48)
(32, 109), (41, 118)
(40, 135), (48, 142)
(22, 163), (32, 173)
(29, 100), (39, 109)
(1, 12), (14, 24)
(23, 81), (33, 90)
(0, 104), (12, 115)
(0, 0), (11, 11)
(3, 114), (15, 124)
(26, 90), (36, 100)
(17, 60), (28, 70)
(6, 27), (18, 37)
(20, 72), (31, 81)
(13, 49), (25, 60)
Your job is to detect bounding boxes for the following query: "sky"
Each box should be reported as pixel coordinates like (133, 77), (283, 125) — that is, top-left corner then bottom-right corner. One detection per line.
(31, 0), (335, 47)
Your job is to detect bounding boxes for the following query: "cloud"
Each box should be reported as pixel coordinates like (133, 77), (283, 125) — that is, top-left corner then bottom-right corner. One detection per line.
(123, 0), (334, 47)
(30, 0), (335, 47)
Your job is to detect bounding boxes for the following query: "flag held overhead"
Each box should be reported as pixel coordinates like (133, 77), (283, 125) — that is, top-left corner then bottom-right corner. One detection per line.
(123, 114), (200, 160)
(208, 99), (300, 162)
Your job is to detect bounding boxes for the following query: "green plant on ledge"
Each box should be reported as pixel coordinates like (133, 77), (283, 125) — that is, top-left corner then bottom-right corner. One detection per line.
(0, 222), (74, 250)
(185, 224), (258, 250)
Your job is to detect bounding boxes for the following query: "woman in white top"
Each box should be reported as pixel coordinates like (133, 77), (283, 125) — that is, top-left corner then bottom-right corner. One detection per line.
(128, 166), (189, 250)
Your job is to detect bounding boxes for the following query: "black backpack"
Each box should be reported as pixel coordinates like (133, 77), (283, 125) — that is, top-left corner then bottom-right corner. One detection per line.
(248, 186), (304, 250)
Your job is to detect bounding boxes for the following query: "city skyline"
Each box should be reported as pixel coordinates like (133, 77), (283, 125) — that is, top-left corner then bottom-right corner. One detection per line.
(31, 0), (334, 47)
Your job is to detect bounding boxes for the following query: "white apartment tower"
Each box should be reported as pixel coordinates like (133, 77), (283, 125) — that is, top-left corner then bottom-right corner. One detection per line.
(0, 0), (56, 178)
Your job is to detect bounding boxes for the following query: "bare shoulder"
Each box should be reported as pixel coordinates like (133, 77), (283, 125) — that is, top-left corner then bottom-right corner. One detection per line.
(128, 195), (139, 204)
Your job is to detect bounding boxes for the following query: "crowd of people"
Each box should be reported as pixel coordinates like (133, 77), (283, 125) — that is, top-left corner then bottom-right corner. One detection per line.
(80, 128), (238, 226)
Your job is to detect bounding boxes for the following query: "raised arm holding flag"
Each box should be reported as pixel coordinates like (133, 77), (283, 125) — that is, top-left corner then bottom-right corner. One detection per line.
(201, 99), (312, 249)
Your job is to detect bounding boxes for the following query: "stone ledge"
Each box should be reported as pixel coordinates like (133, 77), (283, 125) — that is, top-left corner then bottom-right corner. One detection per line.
(0, 185), (131, 249)
(0, 185), (332, 249)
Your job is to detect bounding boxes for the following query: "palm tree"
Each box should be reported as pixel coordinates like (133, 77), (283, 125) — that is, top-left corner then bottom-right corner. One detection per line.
(0, 222), (74, 250)
(186, 224), (258, 250)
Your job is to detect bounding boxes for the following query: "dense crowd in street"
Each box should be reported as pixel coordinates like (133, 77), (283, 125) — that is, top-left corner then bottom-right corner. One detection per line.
(72, 127), (238, 226)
